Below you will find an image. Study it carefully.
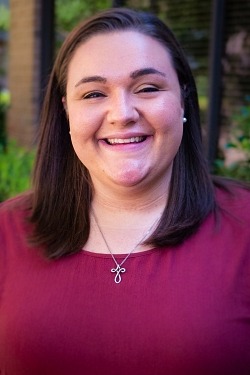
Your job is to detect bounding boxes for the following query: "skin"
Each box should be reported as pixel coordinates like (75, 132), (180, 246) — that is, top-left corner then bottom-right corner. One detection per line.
(64, 31), (185, 253)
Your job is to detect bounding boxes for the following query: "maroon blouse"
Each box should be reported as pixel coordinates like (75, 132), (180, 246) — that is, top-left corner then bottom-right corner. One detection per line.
(0, 187), (250, 375)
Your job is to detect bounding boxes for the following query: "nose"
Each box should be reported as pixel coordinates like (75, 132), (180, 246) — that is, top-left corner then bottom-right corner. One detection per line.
(106, 91), (139, 126)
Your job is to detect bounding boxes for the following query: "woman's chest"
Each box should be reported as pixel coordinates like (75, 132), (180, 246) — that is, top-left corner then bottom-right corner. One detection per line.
(1, 245), (250, 375)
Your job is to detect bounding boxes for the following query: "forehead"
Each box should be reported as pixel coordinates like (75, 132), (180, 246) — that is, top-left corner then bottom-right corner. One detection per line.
(67, 30), (176, 80)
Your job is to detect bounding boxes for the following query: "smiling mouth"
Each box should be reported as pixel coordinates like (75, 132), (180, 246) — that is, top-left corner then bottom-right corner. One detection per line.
(105, 136), (147, 145)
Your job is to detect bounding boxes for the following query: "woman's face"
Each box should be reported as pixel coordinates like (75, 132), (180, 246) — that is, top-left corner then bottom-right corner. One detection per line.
(65, 31), (184, 193)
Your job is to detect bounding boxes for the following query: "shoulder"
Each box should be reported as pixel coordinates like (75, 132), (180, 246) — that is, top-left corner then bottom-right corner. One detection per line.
(0, 193), (32, 239)
(215, 180), (250, 221)
(191, 180), (250, 261)
(0, 193), (31, 217)
(207, 180), (250, 249)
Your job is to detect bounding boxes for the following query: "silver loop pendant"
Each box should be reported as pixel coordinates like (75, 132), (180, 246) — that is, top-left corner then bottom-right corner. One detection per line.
(111, 264), (126, 283)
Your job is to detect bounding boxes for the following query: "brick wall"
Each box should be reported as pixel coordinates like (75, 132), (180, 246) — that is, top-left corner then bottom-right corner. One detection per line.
(7, 0), (40, 147)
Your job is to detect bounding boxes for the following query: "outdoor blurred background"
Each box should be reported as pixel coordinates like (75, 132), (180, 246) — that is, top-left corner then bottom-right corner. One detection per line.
(0, 0), (249, 202)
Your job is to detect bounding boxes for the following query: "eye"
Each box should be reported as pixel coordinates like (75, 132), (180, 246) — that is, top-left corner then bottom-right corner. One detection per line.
(82, 91), (106, 99)
(135, 85), (160, 94)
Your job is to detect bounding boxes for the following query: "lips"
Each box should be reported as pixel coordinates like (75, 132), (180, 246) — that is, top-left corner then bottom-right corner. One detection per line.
(105, 136), (147, 145)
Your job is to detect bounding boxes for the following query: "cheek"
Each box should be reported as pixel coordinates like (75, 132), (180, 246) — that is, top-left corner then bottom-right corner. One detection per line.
(70, 136), (94, 168)
(152, 99), (184, 133)
(68, 108), (99, 137)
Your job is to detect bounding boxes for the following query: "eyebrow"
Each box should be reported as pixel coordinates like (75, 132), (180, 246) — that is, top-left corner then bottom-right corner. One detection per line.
(74, 67), (166, 88)
(75, 76), (107, 87)
(130, 68), (166, 79)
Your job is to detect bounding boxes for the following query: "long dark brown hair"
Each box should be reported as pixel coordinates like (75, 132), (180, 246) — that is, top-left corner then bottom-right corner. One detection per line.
(29, 8), (215, 258)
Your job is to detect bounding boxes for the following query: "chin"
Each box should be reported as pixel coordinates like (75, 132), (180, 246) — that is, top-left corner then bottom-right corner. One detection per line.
(111, 170), (147, 188)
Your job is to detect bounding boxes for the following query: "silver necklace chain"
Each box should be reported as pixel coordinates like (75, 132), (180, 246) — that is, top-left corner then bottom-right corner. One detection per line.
(92, 211), (160, 284)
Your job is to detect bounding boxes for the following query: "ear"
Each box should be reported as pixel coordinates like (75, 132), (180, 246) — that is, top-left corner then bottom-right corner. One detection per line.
(62, 97), (68, 116)
(180, 95), (185, 122)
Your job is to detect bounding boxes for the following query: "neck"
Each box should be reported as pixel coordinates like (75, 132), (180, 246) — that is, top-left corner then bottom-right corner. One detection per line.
(84, 179), (169, 255)
(91, 191), (167, 233)
(91, 178), (169, 215)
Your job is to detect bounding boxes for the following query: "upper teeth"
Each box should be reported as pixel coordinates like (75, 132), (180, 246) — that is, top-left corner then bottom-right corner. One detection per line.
(107, 136), (145, 144)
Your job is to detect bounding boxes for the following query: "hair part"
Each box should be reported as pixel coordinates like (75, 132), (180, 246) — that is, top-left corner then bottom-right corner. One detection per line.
(29, 7), (215, 258)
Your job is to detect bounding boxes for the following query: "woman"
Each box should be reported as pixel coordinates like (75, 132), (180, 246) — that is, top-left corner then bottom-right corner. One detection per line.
(0, 8), (249, 375)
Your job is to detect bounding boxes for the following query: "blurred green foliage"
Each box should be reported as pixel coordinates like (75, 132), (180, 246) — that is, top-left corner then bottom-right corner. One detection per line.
(214, 101), (250, 182)
(0, 90), (10, 152)
(214, 161), (250, 182)
(0, 90), (33, 202)
(0, 5), (10, 31)
(0, 141), (35, 202)
(56, 0), (112, 32)
(0, 89), (34, 202)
